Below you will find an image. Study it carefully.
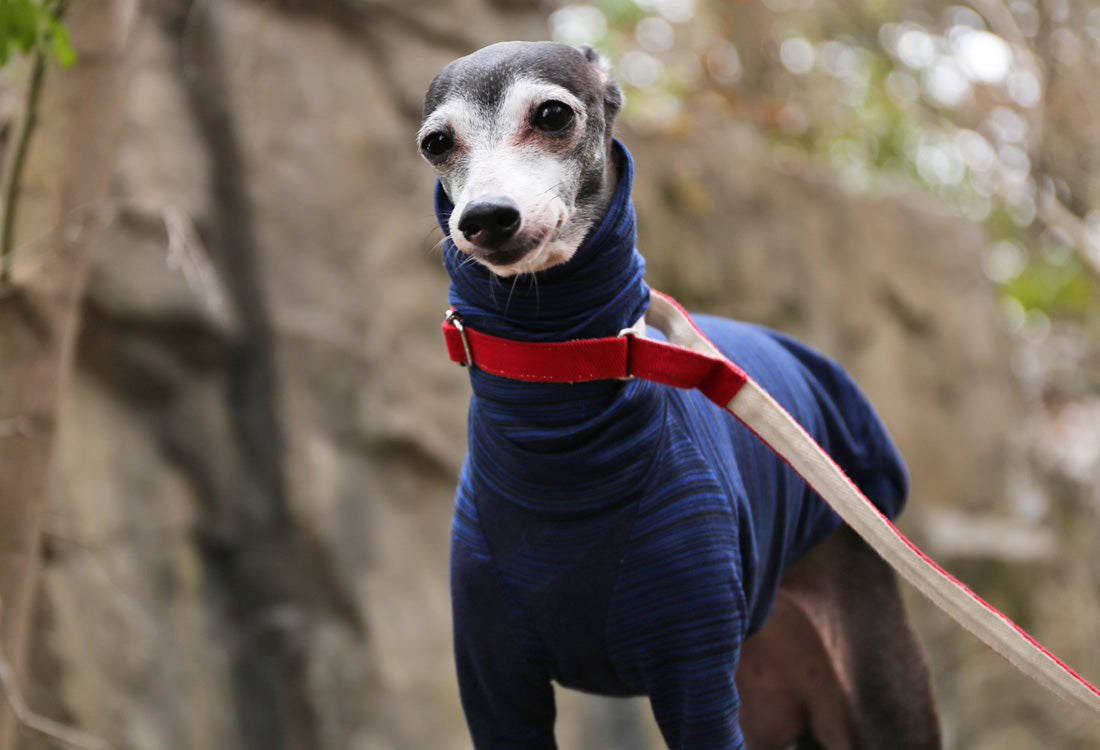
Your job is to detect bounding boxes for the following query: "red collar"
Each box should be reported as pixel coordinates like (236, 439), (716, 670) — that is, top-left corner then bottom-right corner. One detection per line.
(441, 289), (748, 406)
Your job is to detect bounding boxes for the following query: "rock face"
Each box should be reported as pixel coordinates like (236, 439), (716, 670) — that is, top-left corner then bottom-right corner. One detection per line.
(19, 2), (1093, 749)
(627, 118), (1018, 520)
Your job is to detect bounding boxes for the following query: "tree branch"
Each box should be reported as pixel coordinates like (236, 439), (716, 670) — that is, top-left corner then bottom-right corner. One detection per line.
(0, 0), (74, 287)
(0, 2), (141, 747)
(0, 49), (46, 286)
(0, 618), (110, 750)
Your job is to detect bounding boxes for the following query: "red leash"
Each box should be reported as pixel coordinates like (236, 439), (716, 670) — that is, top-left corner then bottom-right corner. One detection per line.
(443, 289), (1100, 721)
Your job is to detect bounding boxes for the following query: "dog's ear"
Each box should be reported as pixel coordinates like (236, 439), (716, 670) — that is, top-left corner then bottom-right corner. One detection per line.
(577, 44), (604, 66)
(577, 44), (625, 122)
(601, 74), (625, 122)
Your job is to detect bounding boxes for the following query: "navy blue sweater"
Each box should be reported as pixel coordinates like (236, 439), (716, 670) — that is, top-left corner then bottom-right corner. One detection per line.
(438, 143), (908, 749)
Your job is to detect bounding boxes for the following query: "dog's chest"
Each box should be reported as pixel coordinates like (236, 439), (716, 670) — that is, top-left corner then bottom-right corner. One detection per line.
(455, 388), (753, 693)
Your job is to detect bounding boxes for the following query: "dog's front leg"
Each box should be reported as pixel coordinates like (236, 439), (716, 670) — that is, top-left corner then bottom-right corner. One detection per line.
(451, 530), (558, 749)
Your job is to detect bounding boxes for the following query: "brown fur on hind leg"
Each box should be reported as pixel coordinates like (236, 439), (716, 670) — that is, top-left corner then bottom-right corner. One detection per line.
(737, 525), (942, 749)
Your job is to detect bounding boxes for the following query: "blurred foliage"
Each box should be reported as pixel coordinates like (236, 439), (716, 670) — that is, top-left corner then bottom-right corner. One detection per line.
(550, 0), (1100, 362)
(0, 0), (74, 68)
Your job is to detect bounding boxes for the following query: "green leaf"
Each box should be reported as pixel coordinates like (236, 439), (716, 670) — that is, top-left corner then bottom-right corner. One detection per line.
(1004, 255), (1100, 319)
(47, 17), (74, 67)
(7, 0), (42, 54)
(0, 0), (77, 68)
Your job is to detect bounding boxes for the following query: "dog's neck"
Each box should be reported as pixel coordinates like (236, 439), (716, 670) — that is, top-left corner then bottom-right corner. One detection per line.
(438, 140), (648, 346)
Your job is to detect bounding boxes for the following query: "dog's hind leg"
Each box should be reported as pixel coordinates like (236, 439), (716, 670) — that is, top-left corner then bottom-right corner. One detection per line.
(736, 584), (857, 749)
(779, 525), (942, 749)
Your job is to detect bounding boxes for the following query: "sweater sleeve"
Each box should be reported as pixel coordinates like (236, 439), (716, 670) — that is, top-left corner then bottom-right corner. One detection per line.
(603, 440), (750, 750)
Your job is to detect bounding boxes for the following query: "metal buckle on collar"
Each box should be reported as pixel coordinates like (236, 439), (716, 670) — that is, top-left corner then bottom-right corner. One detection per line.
(445, 309), (474, 368)
(615, 316), (646, 381)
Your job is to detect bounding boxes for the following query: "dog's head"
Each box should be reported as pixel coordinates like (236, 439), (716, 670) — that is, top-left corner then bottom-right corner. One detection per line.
(419, 42), (624, 276)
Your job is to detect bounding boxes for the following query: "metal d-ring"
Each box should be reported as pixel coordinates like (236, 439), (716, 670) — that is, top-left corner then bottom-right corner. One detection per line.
(445, 309), (474, 368)
(616, 319), (645, 381)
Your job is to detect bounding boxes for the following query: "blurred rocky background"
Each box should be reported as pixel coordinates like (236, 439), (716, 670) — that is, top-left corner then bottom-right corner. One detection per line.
(0, 0), (1097, 748)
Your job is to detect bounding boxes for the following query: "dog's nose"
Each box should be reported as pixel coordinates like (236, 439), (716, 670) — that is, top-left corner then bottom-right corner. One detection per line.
(457, 199), (521, 250)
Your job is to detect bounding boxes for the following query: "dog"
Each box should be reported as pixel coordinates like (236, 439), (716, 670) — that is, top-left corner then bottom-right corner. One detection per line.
(419, 41), (942, 749)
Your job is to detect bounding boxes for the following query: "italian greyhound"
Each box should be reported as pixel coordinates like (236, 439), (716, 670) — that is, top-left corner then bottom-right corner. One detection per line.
(420, 41), (941, 749)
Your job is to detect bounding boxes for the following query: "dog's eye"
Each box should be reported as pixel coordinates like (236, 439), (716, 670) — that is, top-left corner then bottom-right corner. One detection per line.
(421, 131), (454, 157)
(532, 101), (574, 134)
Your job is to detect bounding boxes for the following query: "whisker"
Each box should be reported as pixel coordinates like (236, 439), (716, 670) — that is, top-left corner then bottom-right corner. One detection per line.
(540, 180), (566, 197)
(527, 271), (540, 318)
(504, 273), (521, 315)
(489, 270), (504, 307)
(427, 234), (450, 255)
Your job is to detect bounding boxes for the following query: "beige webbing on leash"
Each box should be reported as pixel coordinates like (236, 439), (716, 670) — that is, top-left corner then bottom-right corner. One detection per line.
(646, 291), (1100, 722)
